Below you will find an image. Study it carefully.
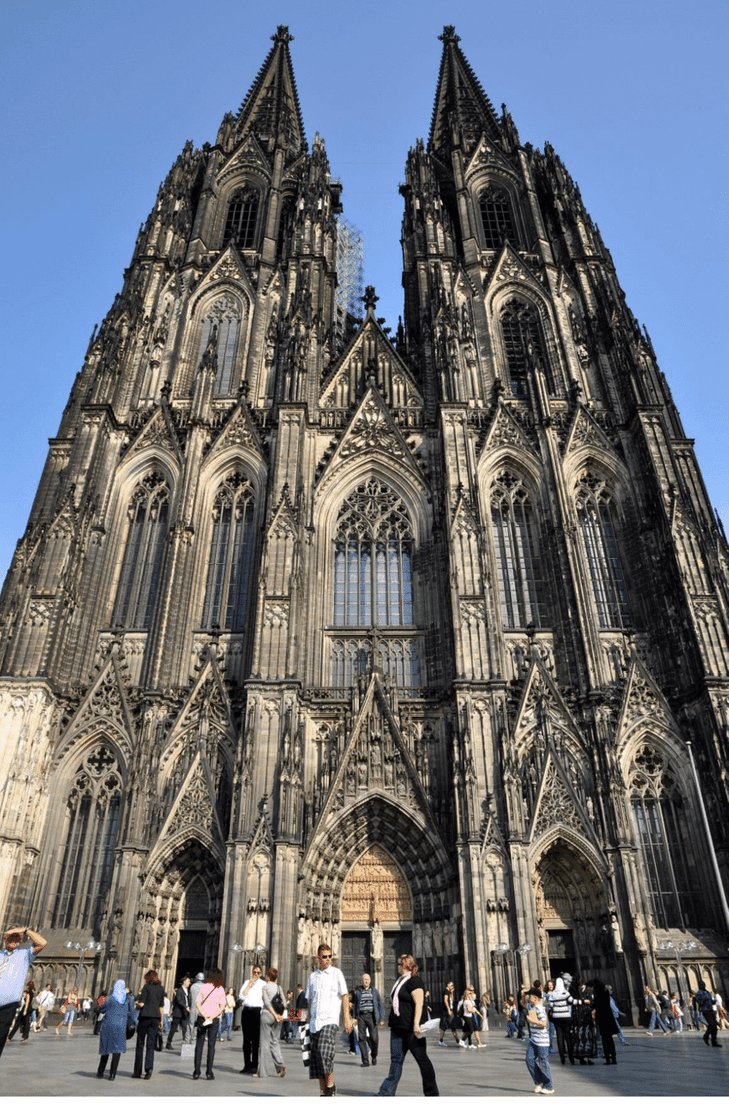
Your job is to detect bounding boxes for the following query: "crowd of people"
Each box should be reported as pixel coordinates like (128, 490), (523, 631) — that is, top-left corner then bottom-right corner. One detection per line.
(1, 923), (728, 1096)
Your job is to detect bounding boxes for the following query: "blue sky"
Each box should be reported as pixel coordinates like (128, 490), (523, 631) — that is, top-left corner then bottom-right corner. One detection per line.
(1, 0), (727, 582)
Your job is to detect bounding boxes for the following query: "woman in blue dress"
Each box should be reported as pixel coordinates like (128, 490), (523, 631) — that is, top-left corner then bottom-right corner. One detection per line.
(97, 980), (133, 1080)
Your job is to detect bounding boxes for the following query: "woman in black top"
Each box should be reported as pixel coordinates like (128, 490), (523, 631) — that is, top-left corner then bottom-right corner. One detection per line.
(376, 954), (439, 1096)
(133, 969), (165, 1079)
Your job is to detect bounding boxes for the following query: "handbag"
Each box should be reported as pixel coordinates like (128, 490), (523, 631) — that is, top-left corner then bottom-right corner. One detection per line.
(155, 1028), (163, 1051)
(271, 987), (285, 1015)
(126, 1022), (136, 1040)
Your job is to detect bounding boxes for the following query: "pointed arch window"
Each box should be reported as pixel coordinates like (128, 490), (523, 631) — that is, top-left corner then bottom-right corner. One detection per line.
(201, 472), (255, 631)
(490, 472), (545, 628)
(197, 294), (242, 397)
(480, 186), (517, 249)
(114, 472), (169, 629)
(333, 480), (414, 627)
(51, 744), (122, 933)
(224, 187), (259, 250)
(575, 474), (629, 628)
(629, 745), (703, 927)
(500, 298), (548, 396)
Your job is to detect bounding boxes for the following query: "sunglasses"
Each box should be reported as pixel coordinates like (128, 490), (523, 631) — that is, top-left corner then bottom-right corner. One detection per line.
(319, 953), (332, 959)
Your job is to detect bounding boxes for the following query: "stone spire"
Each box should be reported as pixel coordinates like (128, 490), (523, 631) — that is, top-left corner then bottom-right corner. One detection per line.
(429, 25), (502, 156)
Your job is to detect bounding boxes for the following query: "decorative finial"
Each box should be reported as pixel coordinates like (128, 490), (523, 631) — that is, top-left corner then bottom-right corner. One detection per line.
(438, 25), (460, 43)
(362, 285), (379, 314)
(272, 25), (294, 44)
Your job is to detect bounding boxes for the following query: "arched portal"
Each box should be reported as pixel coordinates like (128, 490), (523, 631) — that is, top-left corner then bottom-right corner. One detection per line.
(135, 835), (224, 991)
(301, 796), (457, 996)
(533, 838), (611, 982)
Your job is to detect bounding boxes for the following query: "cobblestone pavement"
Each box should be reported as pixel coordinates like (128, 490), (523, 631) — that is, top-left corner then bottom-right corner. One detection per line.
(1, 1021), (727, 1098)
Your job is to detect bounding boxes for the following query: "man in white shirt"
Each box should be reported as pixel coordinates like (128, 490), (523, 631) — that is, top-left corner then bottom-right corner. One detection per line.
(305, 943), (352, 1097)
(238, 964), (265, 1075)
(36, 984), (55, 1031)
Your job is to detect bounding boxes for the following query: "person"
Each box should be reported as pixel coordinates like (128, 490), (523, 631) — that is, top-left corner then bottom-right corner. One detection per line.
(516, 983), (528, 1039)
(644, 985), (668, 1035)
(92, 991), (107, 1035)
(188, 972), (205, 1042)
(479, 991), (490, 1033)
(82, 996), (92, 1020)
(166, 976), (191, 1049)
(193, 967), (226, 1080)
(295, 982), (308, 1017)
(607, 985), (628, 1045)
(218, 987), (236, 1042)
(439, 981), (459, 1046)
(304, 943), (352, 1097)
(543, 980), (557, 1052)
(96, 979), (134, 1080)
(163, 972), (189, 1048)
(259, 967), (286, 1078)
(279, 990), (295, 1043)
(690, 989), (705, 1032)
(714, 989), (727, 1030)
(589, 978), (617, 1065)
(376, 953), (438, 1096)
(571, 978), (595, 1063)
(545, 974), (577, 1065)
(503, 993), (518, 1038)
(56, 987), (80, 1036)
(238, 963), (265, 1075)
(133, 969), (165, 1079)
(670, 992), (683, 1032)
(354, 972), (384, 1067)
(694, 982), (721, 1048)
(464, 986), (485, 1047)
(0, 926), (46, 1060)
(36, 983), (55, 1031)
(8, 981), (35, 1044)
(524, 987), (554, 1095)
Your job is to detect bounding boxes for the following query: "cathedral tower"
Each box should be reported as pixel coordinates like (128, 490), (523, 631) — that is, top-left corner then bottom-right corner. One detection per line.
(0, 26), (727, 1012)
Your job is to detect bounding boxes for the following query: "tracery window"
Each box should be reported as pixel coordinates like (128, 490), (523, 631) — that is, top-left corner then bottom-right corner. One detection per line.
(629, 745), (702, 927)
(114, 472), (169, 629)
(224, 187), (259, 250)
(480, 186), (517, 249)
(499, 298), (547, 396)
(334, 480), (413, 627)
(197, 294), (242, 397)
(201, 472), (255, 631)
(332, 480), (418, 686)
(575, 474), (629, 629)
(490, 472), (545, 628)
(51, 744), (122, 933)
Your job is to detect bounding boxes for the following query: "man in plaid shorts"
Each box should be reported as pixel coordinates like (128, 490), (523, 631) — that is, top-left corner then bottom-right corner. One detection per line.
(305, 943), (352, 1096)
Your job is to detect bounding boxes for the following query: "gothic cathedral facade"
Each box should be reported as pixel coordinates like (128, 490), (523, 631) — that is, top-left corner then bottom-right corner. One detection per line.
(1, 27), (728, 1016)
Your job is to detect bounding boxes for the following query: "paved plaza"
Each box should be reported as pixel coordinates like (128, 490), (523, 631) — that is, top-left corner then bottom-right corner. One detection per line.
(1, 1019), (727, 1099)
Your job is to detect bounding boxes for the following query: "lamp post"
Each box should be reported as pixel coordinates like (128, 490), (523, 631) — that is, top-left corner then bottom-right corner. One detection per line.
(493, 942), (532, 1007)
(493, 943), (510, 1009)
(656, 939), (696, 1006)
(65, 939), (101, 992)
(515, 943), (532, 988)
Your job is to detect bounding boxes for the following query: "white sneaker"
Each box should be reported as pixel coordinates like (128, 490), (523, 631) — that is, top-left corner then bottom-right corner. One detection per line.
(458, 1040), (468, 1048)
(541, 1088), (555, 1095)
(534, 1085), (543, 1093)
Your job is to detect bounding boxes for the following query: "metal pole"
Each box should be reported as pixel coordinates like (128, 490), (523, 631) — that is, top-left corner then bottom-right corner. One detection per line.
(686, 741), (729, 932)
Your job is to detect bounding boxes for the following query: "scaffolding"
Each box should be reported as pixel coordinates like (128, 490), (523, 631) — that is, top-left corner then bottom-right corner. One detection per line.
(335, 217), (364, 322)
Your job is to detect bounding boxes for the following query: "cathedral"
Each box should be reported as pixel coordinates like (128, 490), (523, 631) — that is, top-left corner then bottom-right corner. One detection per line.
(1, 26), (728, 1021)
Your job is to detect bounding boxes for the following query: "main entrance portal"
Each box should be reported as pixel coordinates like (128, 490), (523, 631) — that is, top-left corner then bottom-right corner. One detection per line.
(341, 844), (413, 1001)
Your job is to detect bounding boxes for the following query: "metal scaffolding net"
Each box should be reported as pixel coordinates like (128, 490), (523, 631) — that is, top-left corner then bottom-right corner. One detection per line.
(335, 217), (364, 321)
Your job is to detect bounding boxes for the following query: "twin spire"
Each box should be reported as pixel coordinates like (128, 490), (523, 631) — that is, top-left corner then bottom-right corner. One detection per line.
(235, 25), (504, 158)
